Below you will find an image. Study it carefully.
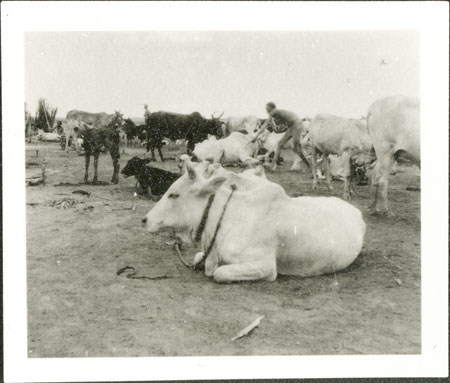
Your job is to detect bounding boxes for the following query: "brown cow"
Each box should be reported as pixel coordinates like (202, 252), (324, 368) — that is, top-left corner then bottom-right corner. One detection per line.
(79, 112), (123, 184)
(65, 110), (121, 152)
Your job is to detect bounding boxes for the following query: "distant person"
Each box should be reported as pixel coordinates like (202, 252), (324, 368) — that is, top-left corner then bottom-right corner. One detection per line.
(252, 102), (310, 171)
(144, 104), (151, 125)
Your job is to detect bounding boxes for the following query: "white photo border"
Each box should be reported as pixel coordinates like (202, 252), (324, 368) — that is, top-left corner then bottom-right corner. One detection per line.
(2, 1), (448, 381)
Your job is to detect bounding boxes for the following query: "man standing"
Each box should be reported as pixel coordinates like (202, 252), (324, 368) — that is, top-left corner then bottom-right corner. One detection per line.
(252, 102), (310, 171)
(144, 104), (151, 125)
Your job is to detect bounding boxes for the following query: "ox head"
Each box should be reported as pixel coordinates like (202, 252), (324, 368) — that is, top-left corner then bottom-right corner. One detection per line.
(121, 156), (151, 178)
(208, 111), (225, 138)
(142, 160), (227, 244)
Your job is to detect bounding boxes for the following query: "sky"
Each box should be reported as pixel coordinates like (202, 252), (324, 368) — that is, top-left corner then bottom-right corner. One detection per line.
(25, 31), (419, 120)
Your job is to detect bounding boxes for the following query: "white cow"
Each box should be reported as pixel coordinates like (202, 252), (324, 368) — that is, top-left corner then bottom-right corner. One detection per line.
(257, 130), (311, 170)
(309, 114), (375, 199)
(221, 116), (261, 136)
(192, 132), (260, 167)
(36, 130), (61, 142)
(143, 160), (366, 283)
(367, 95), (420, 215)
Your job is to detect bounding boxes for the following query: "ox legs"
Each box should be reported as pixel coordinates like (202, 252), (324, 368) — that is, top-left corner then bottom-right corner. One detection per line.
(370, 154), (394, 215)
(158, 147), (165, 162)
(150, 148), (157, 161)
(341, 151), (351, 200)
(92, 152), (99, 183)
(65, 134), (71, 153)
(311, 145), (319, 189)
(323, 154), (334, 192)
(84, 152), (91, 182)
(213, 260), (277, 283)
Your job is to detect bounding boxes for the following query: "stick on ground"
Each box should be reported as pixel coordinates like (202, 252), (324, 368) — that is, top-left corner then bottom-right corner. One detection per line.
(232, 315), (264, 341)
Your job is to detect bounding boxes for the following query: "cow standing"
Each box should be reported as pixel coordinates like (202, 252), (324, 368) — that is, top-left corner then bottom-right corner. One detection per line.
(144, 111), (224, 159)
(309, 114), (375, 199)
(64, 110), (121, 152)
(79, 112), (123, 184)
(367, 96), (420, 215)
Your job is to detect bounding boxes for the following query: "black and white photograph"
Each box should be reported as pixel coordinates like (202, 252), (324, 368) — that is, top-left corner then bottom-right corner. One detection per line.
(2, 1), (448, 381)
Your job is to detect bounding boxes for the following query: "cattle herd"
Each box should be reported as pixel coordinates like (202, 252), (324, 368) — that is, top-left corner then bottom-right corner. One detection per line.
(28, 94), (420, 283)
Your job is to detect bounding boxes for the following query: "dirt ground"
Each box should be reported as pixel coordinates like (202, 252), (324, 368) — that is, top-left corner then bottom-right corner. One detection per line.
(26, 141), (421, 357)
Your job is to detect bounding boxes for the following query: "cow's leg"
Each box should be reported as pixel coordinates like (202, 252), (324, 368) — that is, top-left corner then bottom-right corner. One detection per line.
(370, 153), (393, 215)
(323, 153), (334, 192)
(65, 134), (70, 153)
(110, 148), (120, 184)
(150, 147), (157, 161)
(158, 146), (165, 162)
(311, 145), (319, 189)
(93, 152), (99, 183)
(213, 259), (277, 283)
(84, 152), (90, 182)
(341, 151), (351, 199)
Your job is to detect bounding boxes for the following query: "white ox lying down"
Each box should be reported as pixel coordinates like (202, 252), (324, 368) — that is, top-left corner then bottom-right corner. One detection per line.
(192, 132), (260, 167)
(310, 114), (375, 199)
(36, 130), (61, 142)
(367, 95), (420, 215)
(143, 161), (366, 283)
(221, 116), (261, 136)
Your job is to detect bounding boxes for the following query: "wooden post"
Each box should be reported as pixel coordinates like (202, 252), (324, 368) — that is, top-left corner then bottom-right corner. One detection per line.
(41, 162), (46, 185)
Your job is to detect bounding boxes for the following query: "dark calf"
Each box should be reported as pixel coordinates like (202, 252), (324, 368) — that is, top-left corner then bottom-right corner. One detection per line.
(121, 157), (180, 195)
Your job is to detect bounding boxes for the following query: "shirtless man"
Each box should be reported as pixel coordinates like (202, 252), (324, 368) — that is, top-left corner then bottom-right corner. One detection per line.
(252, 102), (310, 171)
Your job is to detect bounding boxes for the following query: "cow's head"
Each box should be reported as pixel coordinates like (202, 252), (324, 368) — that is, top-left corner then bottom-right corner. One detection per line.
(209, 112), (225, 138)
(142, 160), (227, 244)
(121, 156), (151, 178)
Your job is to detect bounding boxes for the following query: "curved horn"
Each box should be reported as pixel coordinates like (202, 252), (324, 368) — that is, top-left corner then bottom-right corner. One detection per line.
(217, 111), (224, 119)
(211, 111), (217, 119)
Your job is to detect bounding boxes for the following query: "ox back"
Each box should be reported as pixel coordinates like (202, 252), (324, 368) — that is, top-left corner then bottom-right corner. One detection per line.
(145, 111), (223, 153)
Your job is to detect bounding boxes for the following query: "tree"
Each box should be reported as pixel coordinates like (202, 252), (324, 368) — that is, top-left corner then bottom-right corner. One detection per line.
(35, 98), (58, 132)
(122, 118), (137, 138)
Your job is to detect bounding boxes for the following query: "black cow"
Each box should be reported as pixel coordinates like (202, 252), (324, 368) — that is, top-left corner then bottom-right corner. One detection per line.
(143, 111), (224, 158)
(121, 156), (180, 196)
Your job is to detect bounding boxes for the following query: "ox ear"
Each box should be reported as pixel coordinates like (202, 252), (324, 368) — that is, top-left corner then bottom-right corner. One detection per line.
(197, 176), (227, 196)
(185, 160), (197, 180)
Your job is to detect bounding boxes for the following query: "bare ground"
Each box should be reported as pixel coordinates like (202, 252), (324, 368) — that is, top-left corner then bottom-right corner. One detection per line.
(26, 141), (421, 357)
